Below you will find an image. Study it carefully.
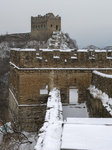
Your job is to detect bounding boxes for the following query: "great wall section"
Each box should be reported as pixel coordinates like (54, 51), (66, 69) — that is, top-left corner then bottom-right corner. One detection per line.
(0, 12), (108, 140)
(9, 29), (112, 132)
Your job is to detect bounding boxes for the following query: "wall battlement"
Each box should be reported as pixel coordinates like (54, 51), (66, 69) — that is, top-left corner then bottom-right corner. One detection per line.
(10, 48), (112, 69)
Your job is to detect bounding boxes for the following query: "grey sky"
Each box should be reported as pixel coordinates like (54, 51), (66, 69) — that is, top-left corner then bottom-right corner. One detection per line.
(0, 0), (112, 48)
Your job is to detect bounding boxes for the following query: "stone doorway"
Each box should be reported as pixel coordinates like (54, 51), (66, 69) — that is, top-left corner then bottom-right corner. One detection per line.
(69, 86), (78, 104)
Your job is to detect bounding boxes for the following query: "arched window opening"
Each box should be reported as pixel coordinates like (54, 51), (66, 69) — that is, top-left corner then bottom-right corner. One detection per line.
(51, 24), (52, 27)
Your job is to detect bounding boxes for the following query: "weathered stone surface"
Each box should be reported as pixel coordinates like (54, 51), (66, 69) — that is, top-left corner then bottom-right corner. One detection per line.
(86, 71), (112, 118)
(91, 72), (112, 98)
(86, 90), (112, 118)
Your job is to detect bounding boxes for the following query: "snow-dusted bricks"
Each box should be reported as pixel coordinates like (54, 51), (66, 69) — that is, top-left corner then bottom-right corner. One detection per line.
(34, 88), (63, 150)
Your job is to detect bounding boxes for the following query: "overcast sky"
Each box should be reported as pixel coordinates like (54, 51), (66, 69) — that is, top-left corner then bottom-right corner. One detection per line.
(0, 0), (112, 48)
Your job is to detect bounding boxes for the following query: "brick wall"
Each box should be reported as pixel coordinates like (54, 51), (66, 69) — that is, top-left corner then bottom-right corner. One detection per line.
(86, 90), (112, 117)
(10, 49), (112, 69)
(91, 71), (112, 98)
(86, 71), (112, 117)
(9, 48), (112, 131)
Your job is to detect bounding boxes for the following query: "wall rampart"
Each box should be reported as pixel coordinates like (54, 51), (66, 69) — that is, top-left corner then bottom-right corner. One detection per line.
(87, 70), (112, 117)
(91, 71), (112, 98)
(86, 90), (112, 117)
(10, 48), (112, 69)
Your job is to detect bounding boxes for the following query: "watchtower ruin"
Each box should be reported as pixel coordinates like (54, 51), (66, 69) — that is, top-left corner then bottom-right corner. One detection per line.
(31, 13), (61, 41)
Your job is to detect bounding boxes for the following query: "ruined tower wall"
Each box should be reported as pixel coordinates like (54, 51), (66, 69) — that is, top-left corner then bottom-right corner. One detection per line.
(31, 13), (61, 40)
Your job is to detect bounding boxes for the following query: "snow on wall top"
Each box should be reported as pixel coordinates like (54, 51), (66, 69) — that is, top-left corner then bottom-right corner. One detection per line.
(40, 49), (112, 52)
(65, 118), (112, 125)
(88, 85), (112, 115)
(77, 49), (112, 52)
(34, 88), (63, 150)
(93, 70), (112, 78)
(40, 48), (74, 52)
(10, 48), (36, 51)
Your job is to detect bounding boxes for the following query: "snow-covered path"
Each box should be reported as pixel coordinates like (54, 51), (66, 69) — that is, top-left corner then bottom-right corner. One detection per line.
(34, 88), (63, 150)
(63, 103), (89, 120)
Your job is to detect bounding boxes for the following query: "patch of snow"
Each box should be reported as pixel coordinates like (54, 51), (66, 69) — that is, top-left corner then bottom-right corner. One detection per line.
(95, 50), (106, 52)
(63, 103), (89, 120)
(53, 31), (61, 35)
(65, 118), (112, 125)
(93, 70), (112, 78)
(107, 49), (112, 52)
(45, 59), (48, 62)
(53, 56), (60, 59)
(88, 85), (112, 115)
(61, 118), (112, 150)
(36, 57), (42, 59)
(40, 48), (74, 52)
(71, 56), (77, 59)
(89, 57), (95, 59)
(77, 49), (88, 52)
(40, 89), (48, 95)
(11, 48), (36, 51)
(18, 132), (37, 150)
(36, 53), (39, 55)
(107, 57), (112, 59)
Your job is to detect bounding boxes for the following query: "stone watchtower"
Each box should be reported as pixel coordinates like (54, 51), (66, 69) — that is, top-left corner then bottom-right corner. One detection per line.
(31, 13), (61, 41)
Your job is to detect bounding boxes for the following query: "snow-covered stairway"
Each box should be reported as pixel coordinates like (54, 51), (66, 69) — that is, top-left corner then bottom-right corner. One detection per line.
(34, 88), (63, 150)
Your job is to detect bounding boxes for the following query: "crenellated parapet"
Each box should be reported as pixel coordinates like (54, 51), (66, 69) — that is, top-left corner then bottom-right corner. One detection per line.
(31, 13), (61, 30)
(10, 48), (112, 69)
(10, 48), (36, 68)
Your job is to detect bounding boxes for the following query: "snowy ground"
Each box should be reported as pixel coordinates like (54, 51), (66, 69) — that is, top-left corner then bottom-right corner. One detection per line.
(63, 103), (89, 120)
(0, 122), (37, 150)
(61, 118), (112, 150)
(18, 132), (37, 150)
